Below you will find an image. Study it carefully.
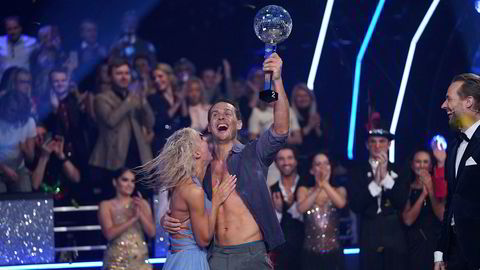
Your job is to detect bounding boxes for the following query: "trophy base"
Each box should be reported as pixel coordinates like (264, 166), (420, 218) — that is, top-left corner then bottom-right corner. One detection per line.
(259, 90), (278, 103)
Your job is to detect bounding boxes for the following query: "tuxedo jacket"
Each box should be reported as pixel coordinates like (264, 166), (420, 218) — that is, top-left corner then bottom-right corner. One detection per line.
(437, 128), (480, 267)
(270, 181), (304, 251)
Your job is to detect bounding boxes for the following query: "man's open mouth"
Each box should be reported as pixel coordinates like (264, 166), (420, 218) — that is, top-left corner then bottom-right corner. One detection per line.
(217, 124), (228, 131)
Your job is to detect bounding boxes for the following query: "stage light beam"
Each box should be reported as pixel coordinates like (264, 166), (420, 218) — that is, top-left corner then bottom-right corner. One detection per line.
(388, 0), (440, 162)
(307, 0), (335, 90)
(347, 0), (386, 160)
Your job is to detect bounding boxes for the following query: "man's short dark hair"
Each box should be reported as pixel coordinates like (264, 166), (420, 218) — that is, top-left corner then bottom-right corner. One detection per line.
(208, 98), (242, 123)
(80, 18), (97, 30)
(275, 145), (298, 160)
(108, 58), (130, 76)
(309, 150), (334, 168)
(4, 16), (21, 27)
(453, 73), (480, 111)
(133, 53), (152, 68)
(49, 67), (68, 79)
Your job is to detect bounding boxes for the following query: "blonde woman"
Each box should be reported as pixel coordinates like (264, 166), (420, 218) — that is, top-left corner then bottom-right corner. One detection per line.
(291, 83), (325, 160)
(147, 63), (187, 153)
(138, 128), (236, 270)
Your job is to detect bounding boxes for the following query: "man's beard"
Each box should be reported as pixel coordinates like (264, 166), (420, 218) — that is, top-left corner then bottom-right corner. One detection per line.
(112, 83), (128, 98)
(280, 168), (296, 177)
(449, 114), (460, 130)
(449, 113), (475, 130)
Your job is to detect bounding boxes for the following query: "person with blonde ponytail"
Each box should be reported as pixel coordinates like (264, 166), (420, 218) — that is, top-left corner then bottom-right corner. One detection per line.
(138, 127), (236, 270)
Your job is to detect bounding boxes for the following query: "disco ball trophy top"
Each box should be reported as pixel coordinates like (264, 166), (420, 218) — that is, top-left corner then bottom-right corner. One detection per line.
(254, 5), (292, 103)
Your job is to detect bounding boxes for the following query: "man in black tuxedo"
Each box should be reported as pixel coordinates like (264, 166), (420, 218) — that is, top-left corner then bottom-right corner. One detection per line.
(347, 128), (409, 270)
(435, 73), (480, 270)
(270, 146), (304, 270)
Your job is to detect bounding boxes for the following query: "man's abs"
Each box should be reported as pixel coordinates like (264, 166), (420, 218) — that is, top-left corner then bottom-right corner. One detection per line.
(215, 191), (262, 246)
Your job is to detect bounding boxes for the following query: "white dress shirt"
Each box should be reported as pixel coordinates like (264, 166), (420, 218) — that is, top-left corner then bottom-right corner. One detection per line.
(367, 158), (396, 214)
(275, 175), (303, 222)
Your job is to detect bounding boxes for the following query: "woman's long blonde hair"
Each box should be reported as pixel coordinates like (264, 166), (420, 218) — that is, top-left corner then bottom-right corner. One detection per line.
(154, 63), (178, 92)
(137, 127), (198, 191)
(291, 83), (317, 122)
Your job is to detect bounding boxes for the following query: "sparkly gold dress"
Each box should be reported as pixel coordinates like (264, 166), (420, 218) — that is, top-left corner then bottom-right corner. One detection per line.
(302, 201), (344, 270)
(103, 200), (151, 270)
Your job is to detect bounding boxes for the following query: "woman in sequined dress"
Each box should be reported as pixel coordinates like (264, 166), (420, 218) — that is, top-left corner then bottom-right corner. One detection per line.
(137, 128), (236, 270)
(296, 153), (347, 270)
(98, 168), (156, 270)
(402, 149), (446, 270)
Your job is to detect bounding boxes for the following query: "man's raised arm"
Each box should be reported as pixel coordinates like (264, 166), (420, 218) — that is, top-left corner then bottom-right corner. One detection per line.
(264, 53), (289, 135)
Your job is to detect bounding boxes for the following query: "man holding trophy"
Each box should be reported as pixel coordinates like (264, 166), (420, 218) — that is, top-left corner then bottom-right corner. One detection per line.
(162, 5), (293, 270)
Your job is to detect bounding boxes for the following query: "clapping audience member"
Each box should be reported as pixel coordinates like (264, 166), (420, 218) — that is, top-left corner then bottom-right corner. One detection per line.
(98, 168), (155, 270)
(147, 63), (187, 154)
(270, 146), (305, 270)
(30, 123), (81, 205)
(291, 83), (326, 163)
(89, 58), (154, 200)
(347, 128), (409, 270)
(0, 90), (36, 193)
(402, 147), (446, 270)
(296, 152), (347, 270)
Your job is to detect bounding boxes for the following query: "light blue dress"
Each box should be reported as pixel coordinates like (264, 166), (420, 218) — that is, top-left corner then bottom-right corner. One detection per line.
(162, 177), (211, 270)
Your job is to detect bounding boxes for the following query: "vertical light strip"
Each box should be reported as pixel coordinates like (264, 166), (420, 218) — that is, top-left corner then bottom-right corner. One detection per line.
(388, 0), (440, 162)
(347, 0), (386, 160)
(307, 0), (335, 90)
(343, 248), (360, 254)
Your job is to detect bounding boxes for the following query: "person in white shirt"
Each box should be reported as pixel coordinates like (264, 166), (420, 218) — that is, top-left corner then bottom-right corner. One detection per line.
(0, 16), (37, 79)
(435, 73), (480, 270)
(0, 90), (36, 193)
(249, 100), (302, 186)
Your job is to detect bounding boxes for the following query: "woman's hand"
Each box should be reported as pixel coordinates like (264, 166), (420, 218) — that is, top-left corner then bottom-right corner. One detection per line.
(419, 169), (434, 195)
(315, 169), (330, 188)
(212, 174), (237, 206)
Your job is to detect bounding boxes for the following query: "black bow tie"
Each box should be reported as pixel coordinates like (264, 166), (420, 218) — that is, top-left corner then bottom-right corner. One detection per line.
(457, 132), (470, 142)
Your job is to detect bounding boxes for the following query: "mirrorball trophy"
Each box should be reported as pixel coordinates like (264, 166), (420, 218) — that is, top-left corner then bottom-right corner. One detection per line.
(254, 5), (292, 103)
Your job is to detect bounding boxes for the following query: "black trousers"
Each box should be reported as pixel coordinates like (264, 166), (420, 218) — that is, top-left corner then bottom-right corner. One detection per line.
(447, 229), (477, 270)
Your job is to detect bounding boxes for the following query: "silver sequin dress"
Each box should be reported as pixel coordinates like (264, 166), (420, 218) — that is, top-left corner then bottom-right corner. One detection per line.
(302, 201), (344, 270)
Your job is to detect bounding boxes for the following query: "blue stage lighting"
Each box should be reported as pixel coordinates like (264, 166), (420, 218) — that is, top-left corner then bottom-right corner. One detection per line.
(347, 0), (386, 160)
(431, 134), (447, 151)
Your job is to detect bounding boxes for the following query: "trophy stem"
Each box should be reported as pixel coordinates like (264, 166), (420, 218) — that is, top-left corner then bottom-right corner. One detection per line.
(264, 43), (276, 92)
(264, 71), (273, 91)
(260, 43), (278, 103)
(264, 43), (277, 59)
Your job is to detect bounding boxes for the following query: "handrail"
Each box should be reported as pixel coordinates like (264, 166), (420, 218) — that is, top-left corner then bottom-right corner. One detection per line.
(54, 205), (98, 212)
(55, 245), (107, 252)
(54, 225), (101, 232)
